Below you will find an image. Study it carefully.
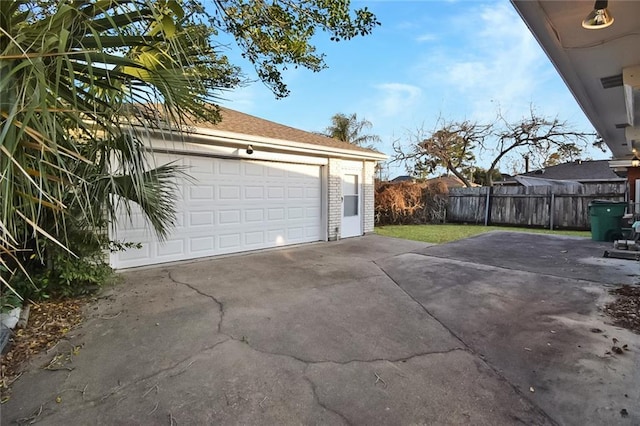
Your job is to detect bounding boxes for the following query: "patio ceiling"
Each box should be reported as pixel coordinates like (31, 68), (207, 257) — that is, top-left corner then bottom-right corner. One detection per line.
(511, 0), (640, 161)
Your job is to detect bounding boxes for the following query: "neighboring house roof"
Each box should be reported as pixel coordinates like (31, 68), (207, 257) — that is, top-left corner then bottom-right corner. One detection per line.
(513, 176), (583, 189)
(187, 107), (383, 157)
(499, 160), (624, 184)
(520, 160), (620, 180)
(390, 175), (415, 183)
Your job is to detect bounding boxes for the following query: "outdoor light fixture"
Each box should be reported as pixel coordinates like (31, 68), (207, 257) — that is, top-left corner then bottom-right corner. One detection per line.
(582, 0), (614, 30)
(246, 145), (254, 155)
(632, 157), (640, 167)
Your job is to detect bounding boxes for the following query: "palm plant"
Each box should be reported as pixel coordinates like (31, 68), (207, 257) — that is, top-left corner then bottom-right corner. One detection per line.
(324, 113), (381, 149)
(0, 0), (238, 298)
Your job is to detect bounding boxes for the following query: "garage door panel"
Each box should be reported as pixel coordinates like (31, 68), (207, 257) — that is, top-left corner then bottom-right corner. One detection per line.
(110, 156), (322, 268)
(244, 209), (264, 222)
(219, 161), (240, 175)
(189, 211), (214, 227)
(244, 162), (264, 176)
(288, 207), (304, 219)
(219, 233), (242, 249)
(189, 185), (215, 200)
(157, 239), (185, 257)
(267, 167), (286, 177)
(267, 208), (285, 221)
(244, 231), (265, 245)
(190, 236), (214, 253)
(245, 186), (264, 199)
(218, 210), (241, 224)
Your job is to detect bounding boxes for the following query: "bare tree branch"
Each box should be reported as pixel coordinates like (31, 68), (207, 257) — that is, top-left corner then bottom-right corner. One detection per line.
(394, 106), (597, 187)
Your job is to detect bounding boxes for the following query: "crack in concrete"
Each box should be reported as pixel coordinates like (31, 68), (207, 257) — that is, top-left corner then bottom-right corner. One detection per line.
(94, 338), (232, 404)
(228, 342), (467, 366)
(168, 271), (225, 333)
(168, 268), (464, 366)
(24, 338), (234, 424)
(164, 266), (482, 423)
(303, 365), (352, 425)
(163, 260), (557, 425)
(374, 260), (560, 426)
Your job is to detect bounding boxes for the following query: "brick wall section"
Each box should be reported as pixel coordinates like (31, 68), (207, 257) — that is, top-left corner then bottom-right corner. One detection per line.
(328, 158), (343, 240)
(363, 161), (376, 233)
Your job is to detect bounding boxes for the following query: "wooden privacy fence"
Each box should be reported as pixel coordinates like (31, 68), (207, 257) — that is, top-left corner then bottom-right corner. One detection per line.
(447, 183), (627, 230)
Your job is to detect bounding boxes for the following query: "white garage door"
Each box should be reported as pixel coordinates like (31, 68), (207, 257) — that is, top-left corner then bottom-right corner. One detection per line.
(110, 153), (322, 268)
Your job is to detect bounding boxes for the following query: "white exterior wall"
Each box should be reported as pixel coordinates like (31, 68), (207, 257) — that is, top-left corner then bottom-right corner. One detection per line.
(328, 158), (342, 241)
(363, 161), (376, 233)
(328, 159), (375, 239)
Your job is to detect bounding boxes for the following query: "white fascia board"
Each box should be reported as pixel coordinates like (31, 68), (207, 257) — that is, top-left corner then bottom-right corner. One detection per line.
(609, 159), (636, 168)
(625, 126), (640, 145)
(576, 178), (626, 183)
(147, 137), (329, 166)
(136, 125), (387, 162)
(623, 66), (640, 127)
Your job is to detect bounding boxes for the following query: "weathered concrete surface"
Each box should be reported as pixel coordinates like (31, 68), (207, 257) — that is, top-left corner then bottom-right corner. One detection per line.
(378, 232), (640, 425)
(419, 231), (638, 285)
(2, 233), (638, 425)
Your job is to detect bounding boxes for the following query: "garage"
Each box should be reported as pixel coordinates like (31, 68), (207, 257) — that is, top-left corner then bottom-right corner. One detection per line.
(108, 106), (385, 269)
(110, 153), (323, 269)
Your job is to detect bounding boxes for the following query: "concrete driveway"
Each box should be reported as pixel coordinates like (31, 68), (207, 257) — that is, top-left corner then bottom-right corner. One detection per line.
(3, 232), (639, 425)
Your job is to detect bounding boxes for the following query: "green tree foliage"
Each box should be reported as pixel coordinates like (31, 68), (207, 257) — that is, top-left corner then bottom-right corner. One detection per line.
(0, 0), (379, 300)
(323, 113), (381, 148)
(541, 144), (582, 167)
(393, 120), (487, 187)
(471, 168), (504, 186)
(213, 1), (379, 97)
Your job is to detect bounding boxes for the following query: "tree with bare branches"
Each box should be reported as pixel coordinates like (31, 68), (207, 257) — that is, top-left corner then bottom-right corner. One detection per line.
(483, 109), (594, 186)
(393, 119), (490, 187)
(393, 108), (596, 187)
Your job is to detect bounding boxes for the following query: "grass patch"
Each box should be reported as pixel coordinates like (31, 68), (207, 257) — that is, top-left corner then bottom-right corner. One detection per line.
(375, 224), (590, 244)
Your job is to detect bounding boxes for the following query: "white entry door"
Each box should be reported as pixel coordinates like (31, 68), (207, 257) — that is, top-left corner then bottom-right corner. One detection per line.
(341, 173), (362, 238)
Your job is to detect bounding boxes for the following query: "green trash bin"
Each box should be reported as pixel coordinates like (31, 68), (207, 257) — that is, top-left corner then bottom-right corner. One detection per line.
(588, 200), (627, 242)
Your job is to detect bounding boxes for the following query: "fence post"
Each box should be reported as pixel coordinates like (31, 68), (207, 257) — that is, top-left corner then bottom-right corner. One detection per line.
(549, 192), (555, 230)
(484, 186), (492, 226)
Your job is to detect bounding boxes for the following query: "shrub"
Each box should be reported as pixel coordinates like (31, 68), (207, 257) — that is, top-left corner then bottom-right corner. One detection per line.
(375, 180), (448, 225)
(7, 223), (139, 303)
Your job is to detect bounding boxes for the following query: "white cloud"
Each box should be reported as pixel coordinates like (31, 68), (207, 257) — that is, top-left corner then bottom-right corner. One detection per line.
(413, 1), (557, 123)
(373, 83), (423, 117)
(416, 33), (438, 43)
(218, 84), (264, 113)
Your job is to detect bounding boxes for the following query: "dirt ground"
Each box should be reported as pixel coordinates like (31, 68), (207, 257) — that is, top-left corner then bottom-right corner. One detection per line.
(605, 285), (640, 334)
(1, 299), (86, 403)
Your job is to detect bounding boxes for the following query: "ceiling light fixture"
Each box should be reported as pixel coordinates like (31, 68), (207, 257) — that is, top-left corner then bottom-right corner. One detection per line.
(582, 0), (614, 30)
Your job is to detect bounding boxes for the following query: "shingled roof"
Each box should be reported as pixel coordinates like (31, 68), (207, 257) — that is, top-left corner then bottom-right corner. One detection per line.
(518, 160), (620, 181)
(186, 107), (382, 156)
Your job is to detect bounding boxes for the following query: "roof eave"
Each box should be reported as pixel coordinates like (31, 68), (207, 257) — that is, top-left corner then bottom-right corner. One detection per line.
(509, 0), (634, 159)
(138, 125), (387, 161)
(510, 1), (609, 139)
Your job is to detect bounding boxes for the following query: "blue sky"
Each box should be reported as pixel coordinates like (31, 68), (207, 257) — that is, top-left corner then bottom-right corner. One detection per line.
(216, 0), (610, 178)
